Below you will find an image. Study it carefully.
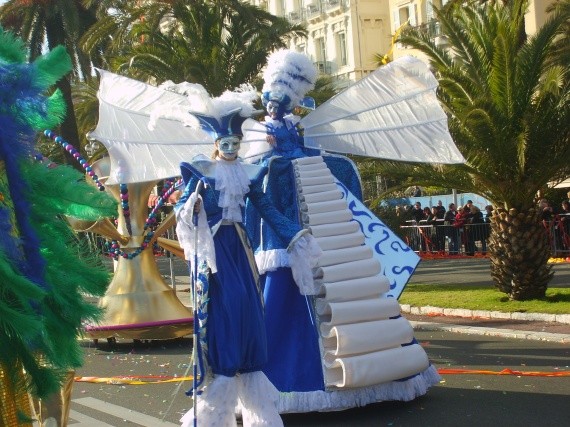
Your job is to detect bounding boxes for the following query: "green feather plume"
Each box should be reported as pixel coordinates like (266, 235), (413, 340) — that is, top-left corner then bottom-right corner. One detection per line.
(33, 45), (72, 88)
(24, 161), (117, 220)
(0, 26), (26, 64)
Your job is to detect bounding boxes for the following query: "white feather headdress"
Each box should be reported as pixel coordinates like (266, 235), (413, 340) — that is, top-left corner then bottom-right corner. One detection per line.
(262, 49), (317, 111)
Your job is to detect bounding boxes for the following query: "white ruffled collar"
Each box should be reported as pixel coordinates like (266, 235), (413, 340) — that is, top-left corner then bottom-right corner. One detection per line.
(214, 157), (251, 222)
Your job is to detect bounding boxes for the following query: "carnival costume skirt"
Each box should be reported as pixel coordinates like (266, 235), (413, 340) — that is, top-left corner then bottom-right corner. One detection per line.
(263, 267), (323, 391)
(208, 225), (267, 376)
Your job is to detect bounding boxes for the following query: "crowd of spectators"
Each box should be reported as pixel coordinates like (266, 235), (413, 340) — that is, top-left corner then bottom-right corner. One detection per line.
(397, 189), (570, 256)
(539, 193), (570, 255)
(399, 199), (492, 256)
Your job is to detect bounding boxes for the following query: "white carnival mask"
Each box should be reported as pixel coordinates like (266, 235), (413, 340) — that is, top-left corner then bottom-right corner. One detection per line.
(216, 136), (241, 160)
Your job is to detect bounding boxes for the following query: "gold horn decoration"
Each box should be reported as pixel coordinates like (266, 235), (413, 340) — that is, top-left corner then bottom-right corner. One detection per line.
(29, 370), (75, 427)
(66, 216), (129, 245)
(1, 362), (33, 427)
(84, 157), (193, 340)
(157, 237), (184, 259)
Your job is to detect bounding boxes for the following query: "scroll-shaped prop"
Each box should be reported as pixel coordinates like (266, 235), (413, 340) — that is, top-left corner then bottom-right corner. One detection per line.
(314, 231), (364, 251)
(301, 56), (465, 164)
(316, 246), (373, 268)
(317, 297), (401, 336)
(322, 317), (414, 358)
(315, 258), (381, 283)
(324, 344), (430, 388)
(319, 275), (390, 302)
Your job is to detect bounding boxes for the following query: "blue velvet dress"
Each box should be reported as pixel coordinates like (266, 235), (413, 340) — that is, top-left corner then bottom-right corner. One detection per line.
(244, 119), (363, 393)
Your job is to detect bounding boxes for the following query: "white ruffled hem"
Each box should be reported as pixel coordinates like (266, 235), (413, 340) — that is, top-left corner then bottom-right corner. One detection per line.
(276, 365), (440, 414)
(255, 249), (290, 274)
(180, 372), (283, 427)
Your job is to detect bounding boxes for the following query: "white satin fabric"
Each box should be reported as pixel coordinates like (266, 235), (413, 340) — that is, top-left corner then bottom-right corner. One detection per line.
(175, 192), (217, 273)
(300, 56), (465, 164)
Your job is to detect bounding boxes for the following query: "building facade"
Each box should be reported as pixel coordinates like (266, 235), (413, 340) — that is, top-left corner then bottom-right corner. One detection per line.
(389, 0), (558, 60)
(249, 0), (558, 87)
(248, 0), (393, 87)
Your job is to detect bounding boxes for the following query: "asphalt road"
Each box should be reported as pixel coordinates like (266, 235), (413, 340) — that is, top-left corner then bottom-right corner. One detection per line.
(154, 255), (570, 289)
(70, 330), (570, 427)
(409, 257), (570, 288)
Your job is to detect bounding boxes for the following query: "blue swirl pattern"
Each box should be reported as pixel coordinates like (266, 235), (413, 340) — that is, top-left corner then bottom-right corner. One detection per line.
(337, 180), (420, 298)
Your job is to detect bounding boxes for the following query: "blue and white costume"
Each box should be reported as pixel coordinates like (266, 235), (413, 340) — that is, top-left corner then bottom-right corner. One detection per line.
(176, 154), (320, 426)
(89, 53), (464, 421)
(241, 50), (443, 414)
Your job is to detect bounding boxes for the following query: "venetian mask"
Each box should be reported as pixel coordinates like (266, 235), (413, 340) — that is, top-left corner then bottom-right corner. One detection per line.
(216, 136), (241, 160)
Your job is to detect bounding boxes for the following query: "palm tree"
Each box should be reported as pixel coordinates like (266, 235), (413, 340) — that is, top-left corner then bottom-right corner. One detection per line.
(73, 0), (306, 144)
(0, 0), (100, 163)
(81, 0), (306, 96)
(388, 0), (569, 300)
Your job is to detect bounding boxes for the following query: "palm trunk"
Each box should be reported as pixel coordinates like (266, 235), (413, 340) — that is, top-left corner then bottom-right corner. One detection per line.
(45, 14), (83, 171)
(488, 207), (552, 300)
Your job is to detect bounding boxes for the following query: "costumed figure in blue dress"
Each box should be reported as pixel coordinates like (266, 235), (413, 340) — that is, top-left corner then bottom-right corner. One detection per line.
(240, 50), (457, 413)
(172, 84), (321, 427)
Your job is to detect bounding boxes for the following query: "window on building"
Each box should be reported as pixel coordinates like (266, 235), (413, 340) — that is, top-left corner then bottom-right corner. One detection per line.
(396, 3), (417, 28)
(398, 6), (410, 27)
(428, 0), (449, 20)
(316, 37), (326, 62)
(337, 32), (347, 67)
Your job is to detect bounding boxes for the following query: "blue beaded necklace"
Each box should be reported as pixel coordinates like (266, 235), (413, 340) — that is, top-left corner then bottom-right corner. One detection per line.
(44, 130), (181, 260)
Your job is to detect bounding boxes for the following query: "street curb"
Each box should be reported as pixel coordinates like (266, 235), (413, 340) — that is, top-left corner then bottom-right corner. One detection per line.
(410, 321), (570, 344)
(401, 304), (570, 325)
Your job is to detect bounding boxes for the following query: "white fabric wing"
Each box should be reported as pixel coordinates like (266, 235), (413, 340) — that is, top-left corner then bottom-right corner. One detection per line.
(300, 56), (465, 164)
(90, 70), (214, 184)
(240, 118), (272, 162)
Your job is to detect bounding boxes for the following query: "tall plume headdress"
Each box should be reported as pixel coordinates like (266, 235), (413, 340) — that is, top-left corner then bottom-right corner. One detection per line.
(261, 49), (318, 113)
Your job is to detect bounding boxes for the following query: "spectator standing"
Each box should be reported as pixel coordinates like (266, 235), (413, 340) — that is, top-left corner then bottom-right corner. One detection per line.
(483, 205), (494, 254)
(411, 201), (425, 222)
(454, 206), (471, 255)
(557, 200), (570, 252)
(539, 198), (554, 223)
(444, 203), (459, 254)
(469, 205), (486, 254)
(398, 204), (413, 225)
(428, 206), (446, 252)
(436, 200), (446, 218)
(410, 202), (426, 251)
(484, 205), (494, 222)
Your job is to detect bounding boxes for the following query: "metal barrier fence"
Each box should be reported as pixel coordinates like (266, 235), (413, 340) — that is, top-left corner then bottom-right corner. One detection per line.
(400, 217), (570, 257)
(83, 216), (570, 261)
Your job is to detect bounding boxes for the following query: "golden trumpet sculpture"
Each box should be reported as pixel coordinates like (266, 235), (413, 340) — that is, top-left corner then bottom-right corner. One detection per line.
(75, 158), (192, 340)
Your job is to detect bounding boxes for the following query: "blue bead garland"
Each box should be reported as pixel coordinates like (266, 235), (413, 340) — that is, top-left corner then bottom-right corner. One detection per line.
(43, 130), (105, 191)
(42, 129), (182, 261)
(109, 178), (182, 261)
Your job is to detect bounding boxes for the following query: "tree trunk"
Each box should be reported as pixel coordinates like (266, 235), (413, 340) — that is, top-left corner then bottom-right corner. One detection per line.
(488, 207), (552, 300)
(55, 75), (84, 171)
(45, 15), (83, 171)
